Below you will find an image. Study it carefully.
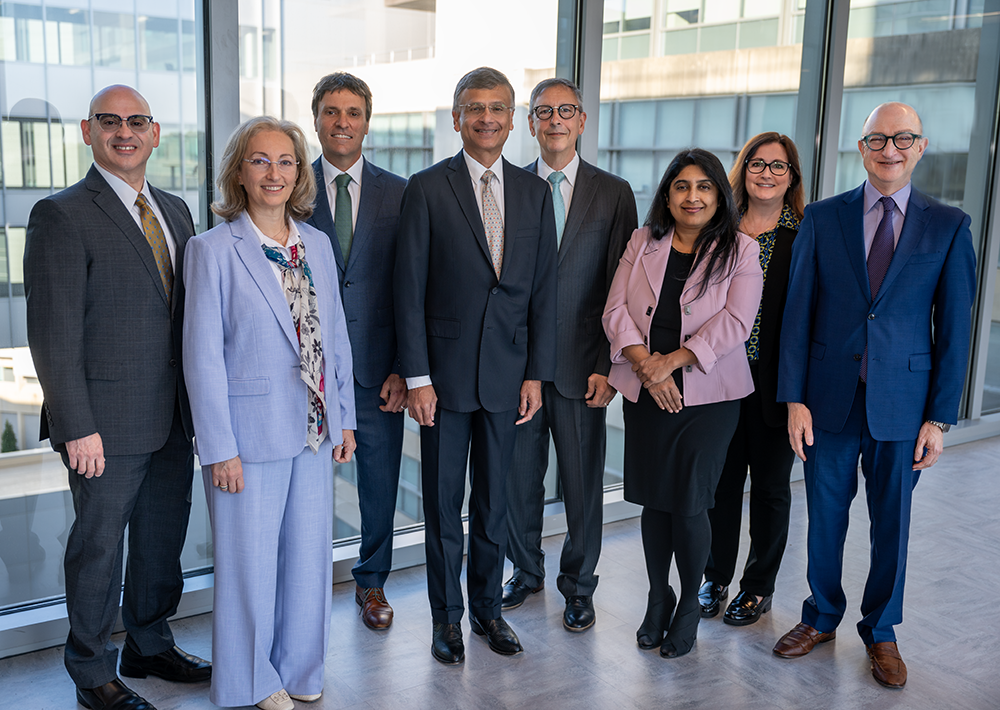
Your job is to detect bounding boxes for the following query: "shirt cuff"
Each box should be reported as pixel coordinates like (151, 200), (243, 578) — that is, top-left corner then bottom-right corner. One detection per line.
(405, 375), (432, 389)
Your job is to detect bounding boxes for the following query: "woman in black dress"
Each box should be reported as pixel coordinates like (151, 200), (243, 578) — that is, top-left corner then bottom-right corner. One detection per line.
(699, 133), (805, 627)
(603, 149), (762, 657)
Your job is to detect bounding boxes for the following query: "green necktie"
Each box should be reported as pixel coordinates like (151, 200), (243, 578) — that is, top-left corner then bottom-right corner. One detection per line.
(334, 172), (353, 262)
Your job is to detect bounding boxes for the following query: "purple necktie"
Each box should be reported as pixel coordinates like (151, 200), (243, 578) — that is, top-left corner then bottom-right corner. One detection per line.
(860, 195), (896, 382)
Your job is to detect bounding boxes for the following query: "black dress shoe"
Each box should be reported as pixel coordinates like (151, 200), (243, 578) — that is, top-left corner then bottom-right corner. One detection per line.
(76, 678), (155, 710)
(563, 595), (595, 632)
(469, 614), (523, 655)
(431, 622), (465, 665)
(723, 591), (773, 626)
(119, 644), (211, 683)
(698, 581), (728, 618)
(501, 577), (544, 610)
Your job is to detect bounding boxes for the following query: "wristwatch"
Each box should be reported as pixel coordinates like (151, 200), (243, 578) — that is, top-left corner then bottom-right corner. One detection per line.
(926, 420), (950, 433)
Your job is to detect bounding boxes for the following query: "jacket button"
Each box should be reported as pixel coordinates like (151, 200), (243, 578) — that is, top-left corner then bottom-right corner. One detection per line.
(169, 358), (177, 367)
(868, 313), (875, 320)
(491, 287), (498, 294)
(345, 281), (351, 287)
(854, 354), (862, 361)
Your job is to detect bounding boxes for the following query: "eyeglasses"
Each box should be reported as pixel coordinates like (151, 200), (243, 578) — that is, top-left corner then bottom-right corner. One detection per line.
(457, 103), (512, 117)
(531, 104), (581, 121)
(242, 157), (300, 172)
(745, 158), (790, 176)
(861, 132), (923, 151)
(88, 113), (154, 133)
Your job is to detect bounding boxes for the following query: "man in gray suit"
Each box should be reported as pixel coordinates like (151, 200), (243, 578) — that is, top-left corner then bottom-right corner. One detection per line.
(24, 85), (208, 710)
(306, 72), (407, 630)
(503, 78), (638, 631)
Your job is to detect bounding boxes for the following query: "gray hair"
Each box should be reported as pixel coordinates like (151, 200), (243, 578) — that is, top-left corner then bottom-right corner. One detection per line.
(452, 67), (515, 111)
(529, 78), (583, 112)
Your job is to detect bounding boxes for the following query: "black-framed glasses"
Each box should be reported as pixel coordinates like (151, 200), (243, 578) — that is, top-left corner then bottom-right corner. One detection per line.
(745, 158), (790, 176)
(88, 113), (154, 133)
(457, 102), (512, 117)
(531, 104), (581, 120)
(861, 132), (922, 151)
(242, 157), (300, 172)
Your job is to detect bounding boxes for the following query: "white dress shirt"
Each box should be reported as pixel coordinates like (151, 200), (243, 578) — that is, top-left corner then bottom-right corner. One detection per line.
(321, 154), (364, 231)
(536, 151), (579, 215)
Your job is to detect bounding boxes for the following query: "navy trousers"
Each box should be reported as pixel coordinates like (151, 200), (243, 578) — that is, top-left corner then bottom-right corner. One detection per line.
(350, 380), (404, 589)
(801, 382), (919, 644)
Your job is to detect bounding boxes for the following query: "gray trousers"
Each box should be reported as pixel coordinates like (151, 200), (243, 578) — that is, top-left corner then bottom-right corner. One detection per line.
(505, 383), (607, 598)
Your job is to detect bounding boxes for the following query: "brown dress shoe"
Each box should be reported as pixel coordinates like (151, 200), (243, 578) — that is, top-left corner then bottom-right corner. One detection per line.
(773, 622), (836, 658)
(356, 586), (393, 630)
(867, 641), (907, 688)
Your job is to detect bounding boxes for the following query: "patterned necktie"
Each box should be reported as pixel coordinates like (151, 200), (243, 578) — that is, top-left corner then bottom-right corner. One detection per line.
(135, 193), (173, 301)
(481, 169), (504, 278)
(334, 173), (353, 262)
(861, 195), (896, 382)
(548, 170), (566, 247)
(262, 242), (327, 453)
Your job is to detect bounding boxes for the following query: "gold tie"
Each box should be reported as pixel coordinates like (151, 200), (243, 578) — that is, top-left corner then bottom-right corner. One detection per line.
(135, 193), (174, 301)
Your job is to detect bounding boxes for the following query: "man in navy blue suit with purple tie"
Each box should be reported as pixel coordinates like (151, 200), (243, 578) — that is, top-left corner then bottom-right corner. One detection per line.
(773, 102), (976, 689)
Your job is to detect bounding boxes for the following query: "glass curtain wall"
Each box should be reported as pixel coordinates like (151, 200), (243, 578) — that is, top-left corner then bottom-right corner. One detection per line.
(0, 0), (210, 614)
(236, 0), (566, 543)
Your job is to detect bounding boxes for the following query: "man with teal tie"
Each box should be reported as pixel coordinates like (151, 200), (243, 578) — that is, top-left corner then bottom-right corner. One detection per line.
(503, 78), (638, 632)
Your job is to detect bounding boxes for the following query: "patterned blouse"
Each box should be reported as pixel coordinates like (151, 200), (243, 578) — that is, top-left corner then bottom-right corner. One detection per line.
(745, 204), (801, 361)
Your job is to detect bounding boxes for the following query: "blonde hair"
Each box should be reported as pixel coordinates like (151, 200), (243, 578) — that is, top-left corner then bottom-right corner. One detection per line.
(212, 116), (316, 222)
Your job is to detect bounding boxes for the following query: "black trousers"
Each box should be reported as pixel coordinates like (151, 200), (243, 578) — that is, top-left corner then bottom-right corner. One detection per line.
(704, 369), (795, 597)
(420, 406), (518, 624)
(63, 405), (194, 689)
(505, 383), (607, 597)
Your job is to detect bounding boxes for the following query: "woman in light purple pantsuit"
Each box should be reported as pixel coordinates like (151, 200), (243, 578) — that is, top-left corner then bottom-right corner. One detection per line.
(183, 116), (356, 710)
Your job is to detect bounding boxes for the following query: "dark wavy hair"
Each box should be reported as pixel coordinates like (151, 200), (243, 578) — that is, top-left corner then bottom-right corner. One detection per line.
(728, 132), (804, 220)
(645, 148), (740, 300)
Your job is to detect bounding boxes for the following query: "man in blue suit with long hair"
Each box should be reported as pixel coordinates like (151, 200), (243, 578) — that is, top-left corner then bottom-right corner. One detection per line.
(773, 102), (976, 689)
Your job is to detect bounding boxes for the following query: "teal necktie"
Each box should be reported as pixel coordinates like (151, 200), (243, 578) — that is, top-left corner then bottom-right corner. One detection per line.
(548, 171), (566, 247)
(334, 173), (353, 262)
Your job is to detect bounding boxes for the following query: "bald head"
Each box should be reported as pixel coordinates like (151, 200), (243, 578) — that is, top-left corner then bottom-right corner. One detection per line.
(862, 102), (923, 137)
(89, 85), (150, 118)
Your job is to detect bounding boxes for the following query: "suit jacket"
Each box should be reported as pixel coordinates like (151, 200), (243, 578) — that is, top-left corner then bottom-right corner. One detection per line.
(394, 151), (558, 413)
(306, 157), (406, 388)
(603, 226), (763, 406)
(24, 165), (194, 454)
(525, 158), (637, 399)
(778, 184), (977, 441)
(182, 212), (356, 465)
(754, 223), (797, 427)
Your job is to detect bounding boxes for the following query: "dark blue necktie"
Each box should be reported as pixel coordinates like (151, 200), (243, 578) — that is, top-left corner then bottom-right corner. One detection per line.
(861, 195), (896, 382)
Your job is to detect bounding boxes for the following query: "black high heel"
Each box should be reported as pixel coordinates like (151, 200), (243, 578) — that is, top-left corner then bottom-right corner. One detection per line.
(636, 587), (676, 650)
(660, 602), (699, 658)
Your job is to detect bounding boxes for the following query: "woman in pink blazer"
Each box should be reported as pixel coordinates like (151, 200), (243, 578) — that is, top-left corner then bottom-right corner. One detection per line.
(602, 149), (762, 658)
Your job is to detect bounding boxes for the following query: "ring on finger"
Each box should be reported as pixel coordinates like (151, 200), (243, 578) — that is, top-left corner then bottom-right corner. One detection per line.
(219, 484), (229, 490)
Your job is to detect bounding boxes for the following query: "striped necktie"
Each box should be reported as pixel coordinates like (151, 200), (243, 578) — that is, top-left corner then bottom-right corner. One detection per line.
(135, 193), (173, 301)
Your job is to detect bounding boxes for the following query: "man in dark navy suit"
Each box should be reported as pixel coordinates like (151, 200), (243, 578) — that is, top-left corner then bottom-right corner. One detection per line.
(306, 72), (407, 631)
(774, 102), (976, 689)
(394, 67), (557, 665)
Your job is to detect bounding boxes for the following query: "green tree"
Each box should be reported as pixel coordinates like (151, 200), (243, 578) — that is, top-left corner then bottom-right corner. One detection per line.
(1, 420), (18, 453)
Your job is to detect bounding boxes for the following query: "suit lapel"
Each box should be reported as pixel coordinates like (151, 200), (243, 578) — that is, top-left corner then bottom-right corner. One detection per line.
(500, 158), (523, 282)
(560, 159), (597, 264)
(838, 185), (870, 301)
(349, 158), (382, 272)
(231, 212), (299, 350)
(311, 159), (344, 272)
(149, 184), (192, 316)
(875, 188), (929, 304)
(640, 228), (668, 298)
(87, 167), (170, 310)
(447, 151), (493, 267)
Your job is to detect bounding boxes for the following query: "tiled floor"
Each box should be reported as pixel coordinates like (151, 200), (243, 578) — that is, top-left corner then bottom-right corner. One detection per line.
(2, 435), (998, 709)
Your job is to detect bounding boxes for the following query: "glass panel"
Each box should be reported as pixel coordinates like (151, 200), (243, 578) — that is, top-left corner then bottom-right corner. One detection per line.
(700, 22), (738, 51)
(704, 0), (741, 24)
(238, 0), (562, 543)
(0, 2), (208, 615)
(739, 18), (779, 49)
(743, 0), (782, 18)
(663, 28), (698, 54)
(621, 33), (650, 58)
